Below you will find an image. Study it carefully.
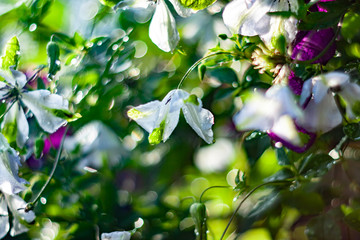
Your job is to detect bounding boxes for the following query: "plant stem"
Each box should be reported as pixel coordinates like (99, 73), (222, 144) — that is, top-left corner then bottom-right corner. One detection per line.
(29, 126), (69, 209)
(177, 51), (236, 89)
(219, 180), (292, 240)
(199, 186), (230, 203)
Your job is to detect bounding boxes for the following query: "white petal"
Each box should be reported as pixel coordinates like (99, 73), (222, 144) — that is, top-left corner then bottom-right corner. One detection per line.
(10, 69), (27, 89)
(325, 72), (350, 88)
(233, 92), (277, 131)
(16, 104), (29, 148)
(168, 0), (196, 17)
(300, 79), (313, 106)
(222, 0), (271, 36)
(21, 91), (68, 133)
(149, 0), (180, 52)
(127, 100), (161, 133)
(271, 115), (301, 146)
(5, 194), (35, 237)
(158, 90), (187, 141)
(298, 92), (342, 133)
(101, 231), (131, 240)
(182, 97), (214, 144)
(0, 134), (26, 195)
(0, 196), (9, 239)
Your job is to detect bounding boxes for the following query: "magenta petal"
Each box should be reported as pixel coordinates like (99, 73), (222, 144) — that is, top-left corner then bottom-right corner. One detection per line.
(291, 28), (336, 64)
(267, 125), (316, 153)
(288, 71), (303, 95)
(43, 127), (66, 155)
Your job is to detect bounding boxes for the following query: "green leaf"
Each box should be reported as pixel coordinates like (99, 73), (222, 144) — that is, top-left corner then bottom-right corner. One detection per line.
(343, 123), (360, 140)
(341, 12), (360, 40)
(264, 168), (294, 182)
(190, 203), (207, 240)
(148, 121), (165, 145)
(207, 67), (238, 85)
(305, 214), (341, 240)
(299, 153), (334, 178)
(47, 41), (61, 79)
(34, 137), (44, 159)
(276, 148), (290, 166)
(198, 64), (206, 81)
(179, 0), (217, 10)
(1, 36), (20, 70)
(243, 131), (271, 167)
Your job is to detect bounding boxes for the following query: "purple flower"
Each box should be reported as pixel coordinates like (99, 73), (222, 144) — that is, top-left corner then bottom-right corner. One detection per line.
(288, 71), (304, 95)
(291, 28), (336, 64)
(43, 127), (67, 155)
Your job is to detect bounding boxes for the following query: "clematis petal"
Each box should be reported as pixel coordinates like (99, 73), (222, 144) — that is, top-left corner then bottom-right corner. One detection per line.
(168, 0), (196, 17)
(223, 0), (271, 36)
(149, 0), (180, 52)
(182, 95), (214, 144)
(10, 69), (27, 89)
(0, 133), (27, 195)
(16, 104), (29, 148)
(5, 194), (35, 237)
(21, 90), (68, 133)
(127, 100), (161, 133)
(0, 196), (9, 239)
(101, 231), (131, 240)
(270, 115), (302, 146)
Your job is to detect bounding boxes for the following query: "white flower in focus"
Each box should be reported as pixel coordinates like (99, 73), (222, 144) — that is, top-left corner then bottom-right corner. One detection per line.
(233, 85), (303, 146)
(0, 133), (27, 195)
(0, 193), (35, 238)
(298, 72), (360, 133)
(149, 0), (180, 52)
(222, 0), (298, 49)
(0, 69), (69, 147)
(101, 231), (131, 240)
(127, 89), (214, 144)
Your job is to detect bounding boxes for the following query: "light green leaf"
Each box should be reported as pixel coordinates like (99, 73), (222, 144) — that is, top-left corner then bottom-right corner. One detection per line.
(179, 0), (216, 10)
(1, 36), (20, 70)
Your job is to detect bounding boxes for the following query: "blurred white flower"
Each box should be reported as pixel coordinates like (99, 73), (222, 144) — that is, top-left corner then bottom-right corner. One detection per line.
(0, 133), (27, 195)
(0, 193), (35, 239)
(101, 231), (131, 240)
(233, 85), (303, 146)
(0, 69), (69, 147)
(298, 72), (360, 133)
(64, 121), (124, 171)
(128, 89), (214, 144)
(222, 0), (298, 49)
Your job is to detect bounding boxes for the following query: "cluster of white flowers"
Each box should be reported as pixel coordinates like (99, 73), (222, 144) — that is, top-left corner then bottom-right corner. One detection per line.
(233, 72), (360, 151)
(0, 69), (69, 238)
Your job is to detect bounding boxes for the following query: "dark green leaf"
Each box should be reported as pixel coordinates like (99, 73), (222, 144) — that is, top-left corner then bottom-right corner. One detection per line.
(276, 148), (290, 166)
(243, 131), (271, 167)
(198, 64), (206, 81)
(34, 137), (45, 159)
(47, 41), (61, 79)
(190, 203), (207, 240)
(1, 36), (20, 70)
(207, 67), (238, 84)
(264, 168), (294, 182)
(343, 123), (360, 140)
(299, 153), (334, 178)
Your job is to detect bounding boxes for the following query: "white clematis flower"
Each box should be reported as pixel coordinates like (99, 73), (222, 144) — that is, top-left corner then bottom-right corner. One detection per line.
(0, 193), (35, 239)
(0, 69), (69, 147)
(298, 72), (360, 133)
(222, 0), (298, 49)
(101, 231), (131, 240)
(233, 85), (304, 146)
(149, 0), (180, 52)
(127, 89), (214, 144)
(0, 133), (27, 195)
